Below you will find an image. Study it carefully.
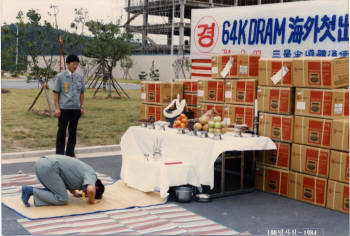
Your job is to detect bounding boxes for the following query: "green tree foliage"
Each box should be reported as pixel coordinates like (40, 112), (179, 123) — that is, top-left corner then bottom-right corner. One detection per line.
(83, 20), (134, 79)
(1, 12), (27, 73)
(83, 20), (135, 97)
(120, 57), (134, 80)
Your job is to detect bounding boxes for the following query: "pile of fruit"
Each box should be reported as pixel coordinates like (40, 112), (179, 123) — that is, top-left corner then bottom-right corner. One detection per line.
(172, 113), (188, 128)
(194, 115), (227, 133)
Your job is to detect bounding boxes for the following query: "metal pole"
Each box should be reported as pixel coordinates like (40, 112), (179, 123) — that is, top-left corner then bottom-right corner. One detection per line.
(170, 0), (175, 81)
(179, 0), (184, 55)
(209, 0), (214, 8)
(142, 0), (149, 50)
(16, 24), (18, 70)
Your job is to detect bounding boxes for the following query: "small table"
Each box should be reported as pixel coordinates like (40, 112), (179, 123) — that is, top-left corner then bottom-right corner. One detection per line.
(201, 151), (256, 198)
(120, 126), (276, 198)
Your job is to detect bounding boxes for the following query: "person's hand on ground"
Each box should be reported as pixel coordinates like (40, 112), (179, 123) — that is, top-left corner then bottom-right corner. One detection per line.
(69, 190), (82, 198)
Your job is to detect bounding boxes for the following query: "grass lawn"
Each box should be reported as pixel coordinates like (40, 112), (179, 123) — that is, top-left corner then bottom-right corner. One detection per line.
(2, 88), (140, 153)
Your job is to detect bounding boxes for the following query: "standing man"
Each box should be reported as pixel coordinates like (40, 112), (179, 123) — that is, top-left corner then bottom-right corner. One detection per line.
(53, 55), (86, 157)
(21, 155), (105, 207)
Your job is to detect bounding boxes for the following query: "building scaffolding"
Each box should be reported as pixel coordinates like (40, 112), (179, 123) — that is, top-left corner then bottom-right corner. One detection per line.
(124, 0), (305, 54)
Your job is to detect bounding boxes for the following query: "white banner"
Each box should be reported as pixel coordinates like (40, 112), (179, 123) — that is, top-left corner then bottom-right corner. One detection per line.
(190, 0), (349, 59)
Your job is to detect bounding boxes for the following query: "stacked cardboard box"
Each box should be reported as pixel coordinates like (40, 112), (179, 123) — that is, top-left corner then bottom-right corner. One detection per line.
(140, 81), (183, 121)
(292, 57), (349, 88)
(178, 79), (199, 118)
(255, 163), (289, 197)
(256, 57), (349, 213)
(197, 102), (255, 130)
(211, 54), (260, 79)
(223, 79), (257, 130)
(196, 55), (260, 129)
(291, 57), (349, 212)
(197, 79), (225, 104)
(196, 78), (226, 124)
(256, 58), (294, 183)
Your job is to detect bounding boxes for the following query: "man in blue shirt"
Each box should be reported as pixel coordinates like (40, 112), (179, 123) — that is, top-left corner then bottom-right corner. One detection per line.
(53, 55), (86, 157)
(21, 155), (105, 206)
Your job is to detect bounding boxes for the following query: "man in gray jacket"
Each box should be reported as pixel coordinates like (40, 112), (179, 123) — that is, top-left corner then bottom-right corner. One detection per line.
(21, 155), (105, 207)
(53, 54), (86, 157)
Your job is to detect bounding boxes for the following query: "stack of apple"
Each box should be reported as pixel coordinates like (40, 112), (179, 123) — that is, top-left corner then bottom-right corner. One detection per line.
(194, 115), (226, 133)
(172, 113), (188, 129)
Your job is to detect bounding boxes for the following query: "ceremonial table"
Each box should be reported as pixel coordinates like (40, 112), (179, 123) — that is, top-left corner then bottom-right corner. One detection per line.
(120, 126), (276, 198)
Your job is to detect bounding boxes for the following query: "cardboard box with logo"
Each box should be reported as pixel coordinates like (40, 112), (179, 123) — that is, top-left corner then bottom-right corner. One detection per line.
(258, 58), (293, 87)
(259, 113), (294, 143)
(294, 116), (347, 150)
(197, 79), (225, 103)
(211, 54), (260, 79)
(292, 57), (349, 88)
(295, 88), (349, 118)
(141, 81), (183, 105)
(288, 171), (328, 207)
(223, 104), (254, 129)
(197, 103), (226, 119)
(257, 86), (294, 114)
(140, 103), (166, 121)
(183, 93), (198, 106)
(329, 150), (349, 183)
(224, 79), (257, 105)
(327, 180), (349, 214)
(256, 141), (291, 170)
(255, 165), (289, 197)
(178, 79), (198, 94)
(291, 144), (330, 178)
(331, 119), (349, 152)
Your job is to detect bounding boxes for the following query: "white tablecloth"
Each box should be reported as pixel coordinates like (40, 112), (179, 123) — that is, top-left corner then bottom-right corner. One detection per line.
(120, 126), (276, 198)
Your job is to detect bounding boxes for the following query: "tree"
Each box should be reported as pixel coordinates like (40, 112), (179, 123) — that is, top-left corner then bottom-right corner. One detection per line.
(149, 60), (160, 81)
(120, 57), (134, 80)
(1, 12), (27, 74)
(83, 20), (135, 98)
(8, 9), (59, 117)
(172, 55), (191, 80)
(66, 8), (91, 77)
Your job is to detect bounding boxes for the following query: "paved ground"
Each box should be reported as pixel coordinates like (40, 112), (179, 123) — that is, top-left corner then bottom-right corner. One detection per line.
(1, 79), (140, 90)
(2, 151), (349, 236)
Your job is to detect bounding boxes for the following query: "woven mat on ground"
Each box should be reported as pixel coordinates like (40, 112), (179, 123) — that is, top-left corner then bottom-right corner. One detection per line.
(2, 172), (115, 197)
(17, 203), (240, 235)
(3, 180), (167, 220)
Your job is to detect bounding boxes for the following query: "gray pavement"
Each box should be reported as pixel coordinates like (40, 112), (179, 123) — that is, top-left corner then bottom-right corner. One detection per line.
(1, 79), (140, 90)
(2, 148), (349, 236)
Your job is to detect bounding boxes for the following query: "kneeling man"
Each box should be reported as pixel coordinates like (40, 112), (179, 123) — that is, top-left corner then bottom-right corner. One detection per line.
(21, 155), (105, 207)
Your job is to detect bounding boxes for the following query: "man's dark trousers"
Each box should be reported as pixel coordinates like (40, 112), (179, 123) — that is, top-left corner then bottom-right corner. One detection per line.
(56, 109), (81, 157)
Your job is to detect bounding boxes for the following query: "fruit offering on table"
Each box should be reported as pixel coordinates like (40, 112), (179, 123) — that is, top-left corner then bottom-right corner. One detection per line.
(173, 113), (188, 129)
(194, 114), (227, 133)
(186, 119), (198, 131)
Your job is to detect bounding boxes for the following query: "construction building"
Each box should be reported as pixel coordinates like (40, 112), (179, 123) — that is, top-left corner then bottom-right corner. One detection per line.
(124, 0), (304, 54)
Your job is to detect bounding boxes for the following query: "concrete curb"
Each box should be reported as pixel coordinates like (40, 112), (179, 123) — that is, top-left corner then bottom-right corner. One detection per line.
(2, 144), (121, 159)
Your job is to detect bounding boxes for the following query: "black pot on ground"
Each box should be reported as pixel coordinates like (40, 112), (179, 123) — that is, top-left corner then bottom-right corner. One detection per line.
(174, 186), (194, 203)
